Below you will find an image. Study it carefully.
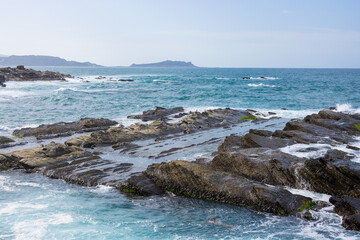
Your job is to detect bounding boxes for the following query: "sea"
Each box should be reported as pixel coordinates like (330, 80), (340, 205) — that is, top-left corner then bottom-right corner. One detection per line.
(1, 67), (360, 240)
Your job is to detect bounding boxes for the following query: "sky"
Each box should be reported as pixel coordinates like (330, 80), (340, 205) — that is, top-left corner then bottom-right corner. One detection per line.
(0, 0), (360, 68)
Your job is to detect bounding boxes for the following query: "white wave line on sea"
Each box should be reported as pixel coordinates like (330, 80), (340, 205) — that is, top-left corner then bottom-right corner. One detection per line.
(248, 83), (279, 88)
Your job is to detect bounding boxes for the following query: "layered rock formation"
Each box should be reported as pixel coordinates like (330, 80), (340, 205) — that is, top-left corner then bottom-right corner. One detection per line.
(1, 107), (360, 230)
(13, 118), (118, 139)
(0, 65), (72, 83)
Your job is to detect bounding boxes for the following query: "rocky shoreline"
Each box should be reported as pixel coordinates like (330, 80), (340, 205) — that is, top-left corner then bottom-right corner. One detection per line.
(1, 107), (360, 231)
(0, 65), (72, 87)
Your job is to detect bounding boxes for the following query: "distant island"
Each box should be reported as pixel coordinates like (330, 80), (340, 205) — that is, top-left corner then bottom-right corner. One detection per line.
(130, 60), (197, 68)
(0, 55), (101, 67)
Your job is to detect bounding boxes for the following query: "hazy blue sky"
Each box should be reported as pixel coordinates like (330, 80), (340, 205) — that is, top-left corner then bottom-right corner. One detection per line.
(1, 0), (359, 67)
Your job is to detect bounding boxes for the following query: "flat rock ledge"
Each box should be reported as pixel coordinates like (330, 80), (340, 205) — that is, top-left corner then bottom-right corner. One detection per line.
(65, 107), (256, 148)
(13, 118), (118, 139)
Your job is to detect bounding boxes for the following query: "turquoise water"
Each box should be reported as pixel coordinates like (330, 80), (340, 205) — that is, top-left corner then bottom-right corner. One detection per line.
(1, 67), (359, 132)
(1, 67), (360, 239)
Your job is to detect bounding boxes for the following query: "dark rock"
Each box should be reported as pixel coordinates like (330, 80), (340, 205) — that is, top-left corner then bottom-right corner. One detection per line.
(118, 79), (134, 82)
(66, 108), (254, 148)
(0, 75), (6, 87)
(272, 130), (332, 144)
(281, 108), (288, 110)
(240, 132), (296, 149)
(330, 196), (360, 231)
(145, 160), (315, 216)
(347, 145), (360, 151)
(217, 135), (243, 153)
(0, 153), (21, 170)
(0, 136), (14, 144)
(0, 66), (72, 81)
(243, 77), (250, 79)
(0, 136), (25, 149)
(249, 129), (273, 137)
(283, 121), (349, 143)
(13, 118), (117, 139)
(128, 106), (184, 121)
(324, 149), (348, 160)
(211, 147), (299, 187)
(6, 141), (90, 169)
(119, 173), (164, 195)
(173, 112), (188, 118)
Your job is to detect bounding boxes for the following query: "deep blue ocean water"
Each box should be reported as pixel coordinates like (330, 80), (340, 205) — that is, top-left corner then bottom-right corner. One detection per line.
(1, 67), (360, 239)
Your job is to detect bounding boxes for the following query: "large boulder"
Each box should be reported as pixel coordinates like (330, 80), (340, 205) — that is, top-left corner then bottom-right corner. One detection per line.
(144, 160), (316, 217)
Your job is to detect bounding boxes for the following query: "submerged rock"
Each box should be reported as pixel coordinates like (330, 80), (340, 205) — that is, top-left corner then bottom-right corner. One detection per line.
(13, 118), (118, 139)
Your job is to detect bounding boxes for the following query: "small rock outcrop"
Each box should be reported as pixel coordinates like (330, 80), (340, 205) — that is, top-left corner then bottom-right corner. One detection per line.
(0, 65), (72, 83)
(330, 196), (360, 231)
(0, 75), (6, 87)
(128, 106), (185, 121)
(13, 118), (118, 139)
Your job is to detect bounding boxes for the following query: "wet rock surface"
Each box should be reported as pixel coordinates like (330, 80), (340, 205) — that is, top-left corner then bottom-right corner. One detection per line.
(143, 160), (314, 217)
(127, 106), (184, 121)
(66, 108), (254, 148)
(2, 107), (360, 230)
(330, 196), (360, 231)
(0, 65), (72, 83)
(13, 118), (118, 139)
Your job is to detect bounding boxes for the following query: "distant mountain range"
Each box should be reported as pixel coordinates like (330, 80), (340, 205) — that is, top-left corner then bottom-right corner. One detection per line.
(0, 55), (101, 67)
(0, 55), (197, 68)
(130, 60), (197, 68)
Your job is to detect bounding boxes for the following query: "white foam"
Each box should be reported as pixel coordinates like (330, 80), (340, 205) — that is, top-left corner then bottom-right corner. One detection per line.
(12, 213), (73, 240)
(0, 90), (33, 98)
(279, 135), (360, 162)
(335, 103), (360, 114)
(14, 182), (40, 187)
(54, 87), (78, 92)
(253, 108), (320, 119)
(90, 185), (114, 193)
(0, 203), (48, 215)
(248, 83), (279, 88)
(0, 125), (11, 131)
(280, 143), (331, 159)
(285, 187), (331, 202)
